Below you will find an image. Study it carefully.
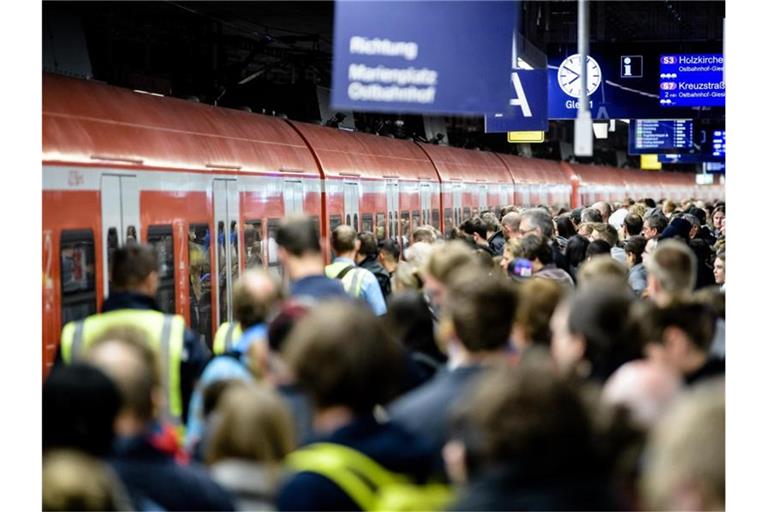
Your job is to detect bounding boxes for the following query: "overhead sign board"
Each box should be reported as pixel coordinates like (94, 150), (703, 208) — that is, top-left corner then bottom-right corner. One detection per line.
(659, 54), (725, 107)
(628, 119), (694, 154)
(484, 69), (548, 132)
(332, 1), (519, 115)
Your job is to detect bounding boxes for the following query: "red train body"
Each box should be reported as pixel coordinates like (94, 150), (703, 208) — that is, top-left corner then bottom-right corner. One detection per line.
(42, 73), (724, 376)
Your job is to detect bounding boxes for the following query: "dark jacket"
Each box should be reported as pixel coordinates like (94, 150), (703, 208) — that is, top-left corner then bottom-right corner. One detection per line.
(276, 414), (436, 511)
(101, 292), (211, 423)
(487, 231), (505, 257)
(358, 255), (392, 300)
(290, 275), (349, 302)
(685, 357), (725, 386)
(112, 422), (235, 511)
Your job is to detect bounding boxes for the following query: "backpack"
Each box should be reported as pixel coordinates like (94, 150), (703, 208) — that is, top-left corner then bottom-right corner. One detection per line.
(286, 442), (454, 511)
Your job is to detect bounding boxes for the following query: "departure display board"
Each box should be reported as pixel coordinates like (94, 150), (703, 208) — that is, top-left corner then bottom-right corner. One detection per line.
(710, 130), (725, 159)
(659, 54), (725, 107)
(628, 119), (694, 154)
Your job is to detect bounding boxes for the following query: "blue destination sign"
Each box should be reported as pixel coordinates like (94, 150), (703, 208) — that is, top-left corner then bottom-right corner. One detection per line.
(628, 119), (694, 154)
(332, 1), (519, 115)
(659, 54), (725, 107)
(484, 70), (548, 132)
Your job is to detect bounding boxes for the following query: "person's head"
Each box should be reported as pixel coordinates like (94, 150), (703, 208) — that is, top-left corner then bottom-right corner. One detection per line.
(642, 299), (716, 374)
(658, 217), (692, 243)
(628, 202), (647, 219)
(403, 241), (435, 271)
(608, 208), (629, 234)
(566, 234), (590, 271)
(110, 244), (159, 297)
(85, 326), (161, 435)
(643, 198), (657, 208)
(383, 291), (443, 361)
(501, 211), (522, 240)
(570, 207), (584, 226)
(232, 269), (282, 330)
(586, 239), (612, 260)
(356, 231), (379, 263)
(43, 450), (126, 511)
(642, 380), (724, 511)
(623, 213), (643, 237)
(205, 384), (295, 474)
(423, 241), (477, 312)
(550, 283), (641, 382)
(412, 225), (437, 244)
(602, 360), (682, 429)
(519, 234), (552, 271)
(43, 363), (122, 457)
(555, 215), (577, 239)
(645, 239), (697, 304)
(577, 255), (629, 288)
(624, 235), (648, 268)
(481, 212), (501, 237)
(378, 238), (400, 272)
(440, 270), (518, 356)
(513, 278), (563, 351)
(642, 215), (668, 240)
(581, 207), (603, 224)
(446, 363), (595, 483)
(519, 208), (554, 239)
(461, 216), (490, 245)
(591, 201), (612, 223)
(682, 213), (700, 239)
(391, 261), (423, 293)
(711, 206), (725, 231)
(591, 223), (619, 247)
(662, 200), (678, 217)
(283, 301), (405, 416)
(276, 216), (323, 278)
(330, 224), (359, 257)
(713, 250), (725, 285)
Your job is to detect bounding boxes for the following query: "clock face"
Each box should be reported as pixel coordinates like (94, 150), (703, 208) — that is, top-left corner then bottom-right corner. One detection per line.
(557, 54), (602, 98)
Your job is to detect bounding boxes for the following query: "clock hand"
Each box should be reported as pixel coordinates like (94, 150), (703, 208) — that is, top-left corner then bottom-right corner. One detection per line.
(562, 65), (579, 75)
(567, 75), (580, 85)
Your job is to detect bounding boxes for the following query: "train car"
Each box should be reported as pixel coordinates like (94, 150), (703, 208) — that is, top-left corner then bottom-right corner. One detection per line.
(42, 73), (722, 376)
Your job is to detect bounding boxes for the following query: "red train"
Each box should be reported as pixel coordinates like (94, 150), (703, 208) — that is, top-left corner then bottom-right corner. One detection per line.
(42, 73), (723, 375)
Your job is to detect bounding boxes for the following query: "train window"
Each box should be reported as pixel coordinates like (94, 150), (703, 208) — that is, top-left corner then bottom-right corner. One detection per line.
(147, 225), (175, 314)
(189, 223), (212, 348)
(444, 209), (453, 232)
(346, 214), (352, 226)
(60, 229), (97, 325)
(244, 219), (264, 269)
(353, 213), (359, 231)
(362, 213), (373, 233)
(106, 227), (118, 294)
(375, 212), (385, 240)
(388, 212), (394, 240)
(330, 215), (342, 233)
(126, 225), (138, 244)
(267, 219), (283, 279)
(412, 210), (420, 227)
(311, 216), (321, 238)
(464, 207), (471, 221)
(230, 220), (239, 284)
(432, 209), (439, 229)
(401, 211), (410, 246)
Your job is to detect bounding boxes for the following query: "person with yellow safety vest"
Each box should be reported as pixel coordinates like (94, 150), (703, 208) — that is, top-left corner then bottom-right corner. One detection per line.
(212, 320), (242, 355)
(58, 245), (211, 430)
(324, 225), (387, 315)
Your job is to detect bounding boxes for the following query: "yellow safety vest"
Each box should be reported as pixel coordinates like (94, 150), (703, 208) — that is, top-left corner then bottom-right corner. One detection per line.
(325, 262), (366, 297)
(213, 321), (243, 355)
(60, 309), (186, 429)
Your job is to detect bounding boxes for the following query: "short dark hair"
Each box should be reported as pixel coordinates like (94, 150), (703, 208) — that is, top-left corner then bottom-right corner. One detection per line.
(646, 214), (669, 233)
(624, 213), (643, 236)
(520, 234), (552, 265)
(586, 239), (612, 259)
(566, 235), (590, 269)
(110, 245), (158, 291)
(276, 216), (321, 256)
(461, 216), (489, 240)
(570, 207), (584, 226)
(378, 238), (401, 261)
(581, 208), (603, 223)
(646, 300), (716, 352)
(357, 231), (379, 257)
(521, 208), (554, 238)
(43, 364), (122, 457)
(624, 235), (648, 263)
(331, 225), (357, 254)
(555, 215), (577, 239)
(444, 271), (518, 352)
(284, 301), (405, 412)
(643, 198), (657, 208)
(592, 223), (619, 247)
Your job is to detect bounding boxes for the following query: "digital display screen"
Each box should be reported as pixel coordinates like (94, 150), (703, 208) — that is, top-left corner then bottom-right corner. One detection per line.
(710, 130), (725, 159)
(659, 54), (725, 107)
(628, 119), (694, 154)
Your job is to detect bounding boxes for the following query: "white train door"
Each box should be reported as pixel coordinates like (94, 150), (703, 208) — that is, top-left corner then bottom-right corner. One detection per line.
(344, 181), (360, 231)
(212, 179), (240, 326)
(100, 174), (140, 298)
(386, 179), (399, 240)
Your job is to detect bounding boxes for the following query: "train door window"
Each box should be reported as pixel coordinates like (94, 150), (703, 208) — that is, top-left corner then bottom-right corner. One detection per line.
(126, 225), (138, 245)
(375, 212), (385, 240)
(353, 213), (359, 231)
(106, 227), (118, 294)
(432, 209), (439, 229)
(266, 218), (282, 279)
(463, 207), (471, 222)
(311, 216), (321, 238)
(330, 215), (342, 233)
(147, 225), (175, 314)
(401, 211), (410, 247)
(362, 213), (373, 233)
(388, 212), (394, 239)
(412, 210), (420, 228)
(60, 230), (97, 325)
(444, 209), (453, 232)
(188, 223), (212, 348)
(244, 219), (264, 269)
(346, 213), (352, 226)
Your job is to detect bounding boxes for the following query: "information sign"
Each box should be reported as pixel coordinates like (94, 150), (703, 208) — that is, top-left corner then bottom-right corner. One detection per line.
(659, 54), (725, 107)
(628, 120), (694, 154)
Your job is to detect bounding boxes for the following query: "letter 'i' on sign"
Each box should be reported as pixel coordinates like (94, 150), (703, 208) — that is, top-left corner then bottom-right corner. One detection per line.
(620, 56), (643, 78)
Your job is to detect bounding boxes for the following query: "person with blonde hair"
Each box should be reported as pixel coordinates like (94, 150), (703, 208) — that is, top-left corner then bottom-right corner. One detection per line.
(577, 255), (629, 288)
(43, 450), (130, 511)
(206, 385), (295, 511)
(645, 239), (697, 306)
(512, 278), (564, 352)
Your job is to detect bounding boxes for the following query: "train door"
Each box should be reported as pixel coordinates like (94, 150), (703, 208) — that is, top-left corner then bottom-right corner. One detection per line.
(386, 179), (399, 240)
(419, 182), (432, 227)
(284, 179), (304, 215)
(100, 174), (140, 298)
(478, 184), (489, 211)
(344, 181), (360, 231)
(212, 179), (240, 326)
(452, 182), (463, 226)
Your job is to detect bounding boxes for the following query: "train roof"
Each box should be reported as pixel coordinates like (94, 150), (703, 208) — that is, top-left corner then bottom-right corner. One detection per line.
(417, 143), (513, 184)
(287, 121), (439, 181)
(42, 73), (320, 176)
(494, 153), (572, 187)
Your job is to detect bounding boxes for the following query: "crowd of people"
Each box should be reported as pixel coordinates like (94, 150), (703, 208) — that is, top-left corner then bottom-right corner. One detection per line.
(43, 197), (725, 511)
